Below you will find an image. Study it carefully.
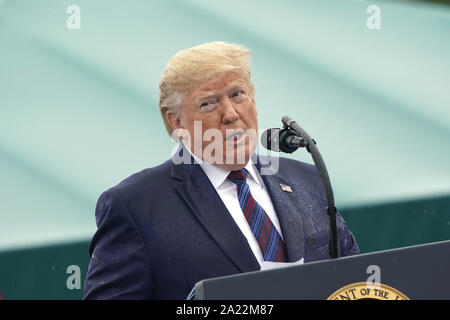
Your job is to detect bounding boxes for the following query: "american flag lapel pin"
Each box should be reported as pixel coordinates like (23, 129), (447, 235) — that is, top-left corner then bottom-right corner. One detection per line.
(280, 183), (293, 193)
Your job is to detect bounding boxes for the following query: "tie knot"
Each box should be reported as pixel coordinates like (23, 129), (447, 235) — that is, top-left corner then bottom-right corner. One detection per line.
(227, 169), (248, 184)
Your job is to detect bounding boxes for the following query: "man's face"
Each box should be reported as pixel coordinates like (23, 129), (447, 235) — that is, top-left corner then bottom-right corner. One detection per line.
(177, 72), (258, 170)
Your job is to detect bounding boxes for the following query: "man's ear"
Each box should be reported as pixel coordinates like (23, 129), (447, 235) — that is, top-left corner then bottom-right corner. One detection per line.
(165, 109), (184, 131)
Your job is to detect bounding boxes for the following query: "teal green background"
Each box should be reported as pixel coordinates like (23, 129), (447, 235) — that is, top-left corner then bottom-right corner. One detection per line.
(0, 0), (449, 299)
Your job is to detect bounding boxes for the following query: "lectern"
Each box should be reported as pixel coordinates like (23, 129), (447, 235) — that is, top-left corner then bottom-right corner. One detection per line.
(190, 240), (450, 300)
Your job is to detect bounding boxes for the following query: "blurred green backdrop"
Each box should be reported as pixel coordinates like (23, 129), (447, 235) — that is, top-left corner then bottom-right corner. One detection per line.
(0, 0), (449, 299)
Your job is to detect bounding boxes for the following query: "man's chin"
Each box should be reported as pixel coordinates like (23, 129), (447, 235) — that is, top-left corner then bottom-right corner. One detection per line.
(215, 162), (249, 172)
(215, 152), (253, 171)
(200, 143), (257, 170)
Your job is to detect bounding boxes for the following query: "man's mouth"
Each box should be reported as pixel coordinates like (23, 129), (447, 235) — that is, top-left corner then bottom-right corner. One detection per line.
(225, 130), (245, 141)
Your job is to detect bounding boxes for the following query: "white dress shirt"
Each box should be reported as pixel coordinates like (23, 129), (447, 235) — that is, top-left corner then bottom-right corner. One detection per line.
(184, 146), (284, 267)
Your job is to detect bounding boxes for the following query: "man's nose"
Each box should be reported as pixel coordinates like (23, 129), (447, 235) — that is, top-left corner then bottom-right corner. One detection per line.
(221, 96), (239, 124)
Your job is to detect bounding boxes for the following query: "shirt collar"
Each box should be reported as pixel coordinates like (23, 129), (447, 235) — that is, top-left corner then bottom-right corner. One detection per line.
(183, 144), (262, 189)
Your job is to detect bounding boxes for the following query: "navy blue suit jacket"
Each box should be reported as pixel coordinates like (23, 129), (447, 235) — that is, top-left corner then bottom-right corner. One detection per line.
(84, 146), (359, 299)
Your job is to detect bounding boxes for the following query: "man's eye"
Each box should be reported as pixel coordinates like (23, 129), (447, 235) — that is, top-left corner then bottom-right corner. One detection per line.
(232, 90), (245, 98)
(200, 101), (217, 111)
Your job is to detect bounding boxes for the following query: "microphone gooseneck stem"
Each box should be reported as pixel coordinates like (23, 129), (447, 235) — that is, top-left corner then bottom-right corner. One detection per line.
(282, 116), (339, 259)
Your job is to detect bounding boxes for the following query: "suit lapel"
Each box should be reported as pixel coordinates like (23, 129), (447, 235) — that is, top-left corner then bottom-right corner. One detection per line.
(255, 155), (305, 262)
(171, 145), (260, 273)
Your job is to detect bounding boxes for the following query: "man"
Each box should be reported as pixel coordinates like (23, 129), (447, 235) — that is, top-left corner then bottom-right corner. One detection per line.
(84, 41), (359, 300)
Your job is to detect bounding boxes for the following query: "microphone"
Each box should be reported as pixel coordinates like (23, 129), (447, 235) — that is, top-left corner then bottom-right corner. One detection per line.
(260, 127), (307, 153)
(261, 116), (339, 260)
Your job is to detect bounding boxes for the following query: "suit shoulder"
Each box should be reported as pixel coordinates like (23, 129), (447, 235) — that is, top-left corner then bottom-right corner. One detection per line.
(103, 159), (172, 198)
(278, 156), (316, 171)
(279, 156), (322, 184)
(257, 154), (318, 178)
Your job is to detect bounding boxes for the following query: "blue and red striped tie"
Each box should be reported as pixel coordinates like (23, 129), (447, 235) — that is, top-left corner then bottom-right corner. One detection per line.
(227, 169), (287, 262)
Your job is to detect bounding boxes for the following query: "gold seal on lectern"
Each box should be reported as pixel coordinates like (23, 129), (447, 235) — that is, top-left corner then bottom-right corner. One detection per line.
(327, 282), (410, 300)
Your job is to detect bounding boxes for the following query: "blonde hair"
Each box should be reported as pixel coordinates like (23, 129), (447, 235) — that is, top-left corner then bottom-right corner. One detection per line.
(158, 41), (254, 136)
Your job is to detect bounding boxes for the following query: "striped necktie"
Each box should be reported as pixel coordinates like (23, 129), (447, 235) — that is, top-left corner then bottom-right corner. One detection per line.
(227, 169), (287, 262)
